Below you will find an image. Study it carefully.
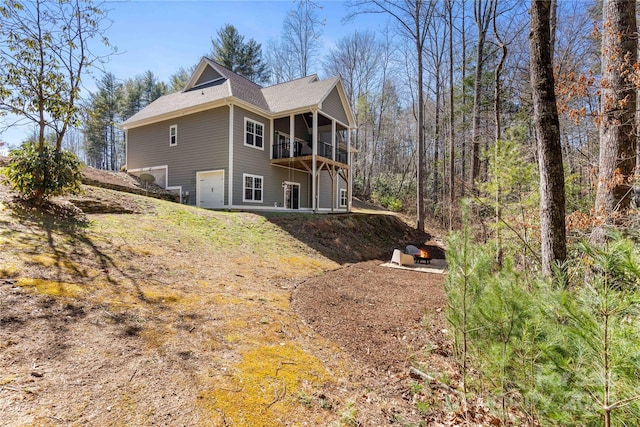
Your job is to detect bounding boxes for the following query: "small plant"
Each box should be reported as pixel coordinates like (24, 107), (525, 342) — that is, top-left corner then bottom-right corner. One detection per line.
(415, 400), (430, 414)
(297, 391), (312, 407)
(332, 400), (359, 427)
(409, 382), (424, 395)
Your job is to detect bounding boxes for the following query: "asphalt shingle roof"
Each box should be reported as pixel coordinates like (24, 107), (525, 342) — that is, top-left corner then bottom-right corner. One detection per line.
(121, 58), (344, 129)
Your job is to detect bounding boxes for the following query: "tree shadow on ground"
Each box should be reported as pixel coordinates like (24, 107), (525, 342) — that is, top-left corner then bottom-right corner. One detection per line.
(2, 199), (171, 347)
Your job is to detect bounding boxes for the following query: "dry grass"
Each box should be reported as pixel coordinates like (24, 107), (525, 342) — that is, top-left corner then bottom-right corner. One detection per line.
(0, 181), (451, 426)
(0, 186), (359, 426)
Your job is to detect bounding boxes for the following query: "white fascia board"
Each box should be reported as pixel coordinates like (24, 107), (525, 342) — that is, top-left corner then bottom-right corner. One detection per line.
(120, 99), (229, 130)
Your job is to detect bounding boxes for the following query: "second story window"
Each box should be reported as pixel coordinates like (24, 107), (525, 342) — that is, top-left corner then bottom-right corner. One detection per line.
(169, 124), (177, 146)
(245, 118), (264, 149)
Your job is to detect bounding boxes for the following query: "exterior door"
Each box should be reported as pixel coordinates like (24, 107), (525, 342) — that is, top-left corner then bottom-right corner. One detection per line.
(198, 170), (224, 209)
(284, 182), (300, 209)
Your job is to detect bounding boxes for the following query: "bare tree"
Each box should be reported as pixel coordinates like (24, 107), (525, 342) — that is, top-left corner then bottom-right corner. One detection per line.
(282, 0), (324, 78)
(594, 0), (637, 216)
(0, 0), (112, 152)
(446, 0), (455, 229)
(266, 1), (324, 83)
(529, 0), (566, 277)
(348, 0), (436, 232)
(470, 0), (496, 188)
(324, 30), (385, 196)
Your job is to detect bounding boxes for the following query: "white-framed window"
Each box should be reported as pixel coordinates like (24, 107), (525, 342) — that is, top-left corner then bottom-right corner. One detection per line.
(243, 173), (263, 202)
(244, 118), (264, 149)
(169, 124), (177, 146)
(339, 188), (347, 207)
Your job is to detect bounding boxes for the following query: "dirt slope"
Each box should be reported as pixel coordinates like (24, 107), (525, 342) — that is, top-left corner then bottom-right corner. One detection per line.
(0, 179), (459, 426)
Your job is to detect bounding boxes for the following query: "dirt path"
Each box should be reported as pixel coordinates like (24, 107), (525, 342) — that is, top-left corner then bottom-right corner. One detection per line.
(292, 260), (455, 425)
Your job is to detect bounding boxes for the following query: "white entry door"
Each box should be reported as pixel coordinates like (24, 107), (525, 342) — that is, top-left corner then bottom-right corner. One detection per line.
(197, 170), (225, 209)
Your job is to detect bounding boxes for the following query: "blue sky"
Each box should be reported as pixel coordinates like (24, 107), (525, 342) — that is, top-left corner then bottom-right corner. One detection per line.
(0, 0), (388, 151)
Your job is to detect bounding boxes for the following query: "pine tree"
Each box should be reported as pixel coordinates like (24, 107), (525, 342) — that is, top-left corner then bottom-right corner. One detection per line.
(211, 24), (268, 84)
(84, 73), (124, 170)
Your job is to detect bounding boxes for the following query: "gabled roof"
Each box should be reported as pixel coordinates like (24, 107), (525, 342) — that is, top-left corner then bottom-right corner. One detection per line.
(262, 75), (340, 113)
(121, 57), (354, 130)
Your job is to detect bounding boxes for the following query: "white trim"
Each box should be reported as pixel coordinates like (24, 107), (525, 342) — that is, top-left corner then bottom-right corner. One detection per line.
(348, 130), (352, 212)
(228, 104), (234, 207)
(243, 117), (265, 150)
(121, 99), (228, 130)
(166, 185), (183, 204)
(128, 165), (169, 188)
(339, 188), (347, 208)
(283, 181), (300, 209)
(169, 124), (178, 146)
(289, 113), (295, 158)
(192, 76), (224, 90)
(124, 129), (128, 169)
(196, 169), (225, 209)
(242, 173), (264, 203)
(120, 97), (352, 132)
(311, 110), (318, 212)
(269, 117), (274, 160)
(228, 205), (315, 212)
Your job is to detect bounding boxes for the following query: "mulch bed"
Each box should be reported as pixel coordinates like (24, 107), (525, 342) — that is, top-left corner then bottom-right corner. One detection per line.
(292, 259), (448, 372)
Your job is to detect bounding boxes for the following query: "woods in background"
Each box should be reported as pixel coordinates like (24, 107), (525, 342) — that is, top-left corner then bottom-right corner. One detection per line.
(62, 0), (638, 239)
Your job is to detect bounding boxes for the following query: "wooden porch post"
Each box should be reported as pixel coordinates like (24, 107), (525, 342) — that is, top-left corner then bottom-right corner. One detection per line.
(348, 128), (352, 212)
(331, 120), (336, 212)
(289, 114), (295, 158)
(312, 110), (318, 212)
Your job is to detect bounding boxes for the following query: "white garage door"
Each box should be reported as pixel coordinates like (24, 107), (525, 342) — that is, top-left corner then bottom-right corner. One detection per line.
(197, 170), (225, 209)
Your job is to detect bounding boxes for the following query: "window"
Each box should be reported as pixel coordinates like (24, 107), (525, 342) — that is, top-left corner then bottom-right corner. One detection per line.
(169, 125), (177, 146)
(245, 118), (264, 149)
(339, 189), (347, 207)
(243, 174), (263, 202)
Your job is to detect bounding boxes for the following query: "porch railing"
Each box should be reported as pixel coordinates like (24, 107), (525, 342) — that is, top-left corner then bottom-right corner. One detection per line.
(272, 132), (348, 165)
(337, 149), (348, 164)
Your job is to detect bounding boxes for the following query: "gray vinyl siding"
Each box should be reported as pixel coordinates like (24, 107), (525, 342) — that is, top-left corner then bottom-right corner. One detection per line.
(127, 107), (229, 205)
(232, 107), (318, 208)
(321, 87), (348, 125)
(195, 66), (223, 86)
(318, 170), (348, 210)
(232, 107), (273, 206)
(271, 168), (311, 208)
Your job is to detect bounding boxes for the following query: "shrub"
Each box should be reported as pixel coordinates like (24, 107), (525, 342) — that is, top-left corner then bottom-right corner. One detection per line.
(2, 142), (83, 205)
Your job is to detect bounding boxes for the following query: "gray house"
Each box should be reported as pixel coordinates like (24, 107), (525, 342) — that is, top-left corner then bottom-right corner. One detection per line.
(121, 58), (355, 212)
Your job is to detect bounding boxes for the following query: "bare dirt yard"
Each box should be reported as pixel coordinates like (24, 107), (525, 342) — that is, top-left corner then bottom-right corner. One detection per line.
(0, 167), (462, 426)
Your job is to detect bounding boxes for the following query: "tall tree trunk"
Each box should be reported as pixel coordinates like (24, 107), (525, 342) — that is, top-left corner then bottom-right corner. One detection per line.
(416, 16), (426, 232)
(448, 0), (455, 229)
(493, 1), (506, 266)
(471, 0), (495, 189)
(594, 0), (637, 215)
(529, 0), (566, 277)
(460, 0), (467, 196)
(433, 72), (441, 206)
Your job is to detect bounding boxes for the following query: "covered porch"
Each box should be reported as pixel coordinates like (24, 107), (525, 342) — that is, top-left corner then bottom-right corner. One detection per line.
(270, 110), (351, 212)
